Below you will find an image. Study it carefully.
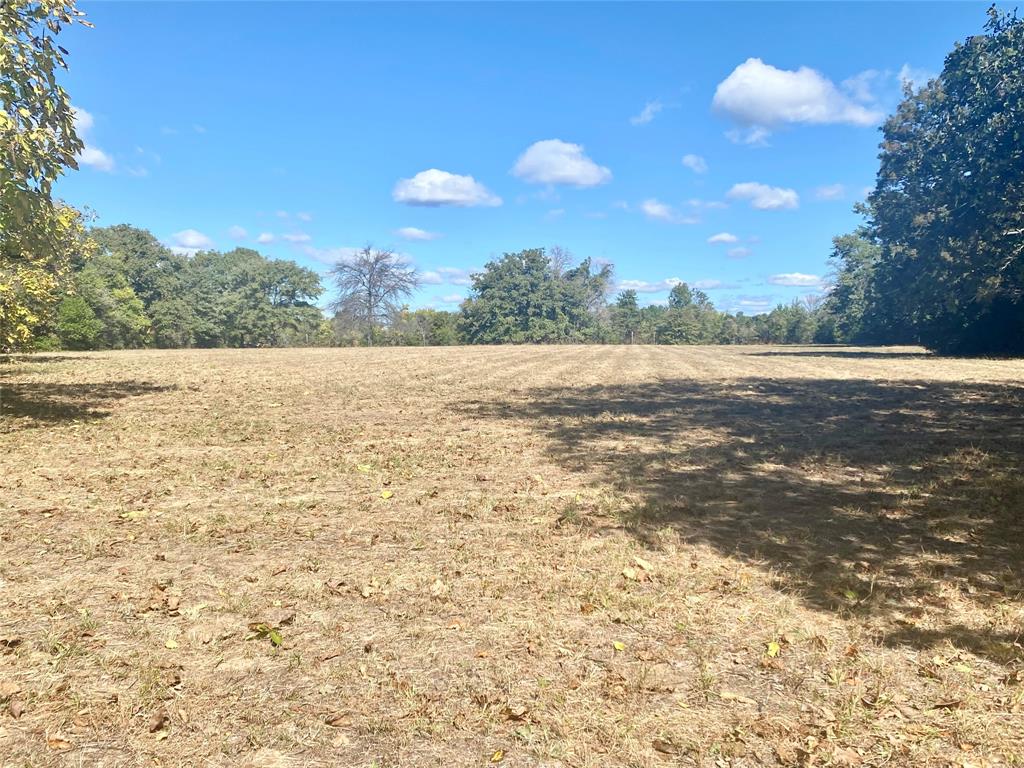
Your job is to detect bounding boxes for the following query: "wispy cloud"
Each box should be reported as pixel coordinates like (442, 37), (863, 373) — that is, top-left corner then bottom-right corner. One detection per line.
(630, 100), (664, 126)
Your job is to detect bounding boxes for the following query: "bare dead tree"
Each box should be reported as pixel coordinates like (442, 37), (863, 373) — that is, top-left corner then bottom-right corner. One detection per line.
(329, 246), (420, 345)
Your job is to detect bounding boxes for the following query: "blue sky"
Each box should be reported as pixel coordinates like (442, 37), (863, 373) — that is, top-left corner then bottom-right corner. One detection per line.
(57, 2), (998, 313)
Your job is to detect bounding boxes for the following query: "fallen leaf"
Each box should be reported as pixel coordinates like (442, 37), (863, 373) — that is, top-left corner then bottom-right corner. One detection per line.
(164, 638), (178, 649)
(325, 712), (350, 727)
(47, 737), (73, 750)
(9, 699), (25, 718)
(356, 464), (372, 473)
(652, 738), (679, 755)
(613, 640), (626, 652)
(633, 555), (655, 572)
(380, 490), (393, 500)
(832, 746), (863, 766)
(0, 681), (22, 698)
(720, 690), (757, 706)
(148, 709), (169, 732)
(490, 749), (505, 763)
(766, 641), (782, 658)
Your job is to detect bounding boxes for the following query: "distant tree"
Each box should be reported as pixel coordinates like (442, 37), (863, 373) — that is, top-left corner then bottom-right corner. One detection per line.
(330, 247), (419, 345)
(55, 295), (102, 350)
(611, 290), (641, 343)
(1, 0), (92, 351)
(860, 8), (1024, 353)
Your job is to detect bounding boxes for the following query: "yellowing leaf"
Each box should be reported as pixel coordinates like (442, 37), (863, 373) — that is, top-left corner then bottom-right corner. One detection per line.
(633, 555), (654, 572)
(356, 464), (372, 473)
(164, 638), (178, 649)
(380, 490), (393, 500)
(490, 749), (504, 763)
(613, 640), (626, 652)
(766, 641), (781, 658)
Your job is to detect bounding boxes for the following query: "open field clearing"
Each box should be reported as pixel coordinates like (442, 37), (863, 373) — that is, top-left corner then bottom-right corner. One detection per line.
(1, 345), (1023, 767)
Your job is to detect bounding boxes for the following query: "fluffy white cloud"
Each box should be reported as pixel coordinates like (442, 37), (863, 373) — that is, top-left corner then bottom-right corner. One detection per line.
(815, 183), (846, 200)
(393, 169), (501, 207)
(768, 272), (823, 287)
(641, 199), (674, 222)
(396, 226), (441, 241)
(681, 154), (708, 174)
(420, 271), (444, 285)
(707, 232), (739, 244)
(228, 225), (248, 240)
(73, 107), (115, 172)
(256, 232), (275, 244)
(281, 233), (311, 243)
(640, 199), (698, 224)
(173, 229), (213, 249)
(713, 58), (884, 142)
(727, 247), (752, 259)
(727, 182), (799, 210)
(630, 100), (663, 126)
(512, 139), (611, 188)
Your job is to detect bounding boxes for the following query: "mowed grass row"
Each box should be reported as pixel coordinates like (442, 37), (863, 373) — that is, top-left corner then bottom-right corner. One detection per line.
(1, 346), (1022, 767)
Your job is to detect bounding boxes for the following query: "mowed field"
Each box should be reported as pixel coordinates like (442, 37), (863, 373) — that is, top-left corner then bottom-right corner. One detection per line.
(1, 346), (1023, 767)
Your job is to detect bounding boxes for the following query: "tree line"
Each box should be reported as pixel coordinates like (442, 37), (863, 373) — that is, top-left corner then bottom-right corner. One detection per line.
(2, 3), (1020, 355)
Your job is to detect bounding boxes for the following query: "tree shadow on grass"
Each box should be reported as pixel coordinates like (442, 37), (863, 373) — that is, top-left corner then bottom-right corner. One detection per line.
(748, 349), (934, 359)
(459, 378), (1024, 657)
(0, 380), (176, 429)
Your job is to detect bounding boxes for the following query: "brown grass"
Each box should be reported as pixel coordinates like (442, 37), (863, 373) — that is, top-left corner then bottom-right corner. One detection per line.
(1, 345), (1022, 767)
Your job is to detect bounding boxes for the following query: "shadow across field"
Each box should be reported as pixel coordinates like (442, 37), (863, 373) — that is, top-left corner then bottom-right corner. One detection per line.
(747, 349), (933, 359)
(460, 377), (1024, 655)
(0, 380), (175, 428)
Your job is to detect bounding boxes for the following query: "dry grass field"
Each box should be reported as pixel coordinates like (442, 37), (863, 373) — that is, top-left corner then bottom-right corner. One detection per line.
(1, 345), (1023, 767)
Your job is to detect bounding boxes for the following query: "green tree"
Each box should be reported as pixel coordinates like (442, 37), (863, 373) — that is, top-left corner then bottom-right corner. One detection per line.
(863, 8), (1024, 353)
(55, 294), (101, 349)
(611, 289), (641, 343)
(1, 0), (92, 351)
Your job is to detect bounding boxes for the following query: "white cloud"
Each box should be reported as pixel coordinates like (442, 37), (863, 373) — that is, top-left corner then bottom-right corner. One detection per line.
(511, 139), (612, 188)
(393, 169), (501, 207)
(256, 232), (275, 244)
(617, 277), (684, 294)
(681, 153), (708, 174)
(687, 198), (728, 210)
(440, 294), (464, 304)
(841, 69), (884, 103)
(768, 272), (823, 287)
(301, 245), (362, 266)
(396, 226), (441, 241)
(713, 58), (884, 142)
(640, 199), (699, 225)
(725, 126), (772, 147)
(630, 100), (663, 126)
(692, 279), (739, 291)
(727, 247), (752, 259)
(281, 233), (312, 243)
(707, 232), (739, 244)
(173, 229), (213, 249)
(296, 212), (313, 222)
(898, 64), (936, 91)
(228, 225), (248, 240)
(420, 271), (444, 285)
(73, 107), (115, 172)
(815, 183), (846, 200)
(641, 199), (674, 222)
(437, 266), (473, 286)
(78, 146), (115, 172)
(275, 210), (289, 219)
(727, 182), (799, 210)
